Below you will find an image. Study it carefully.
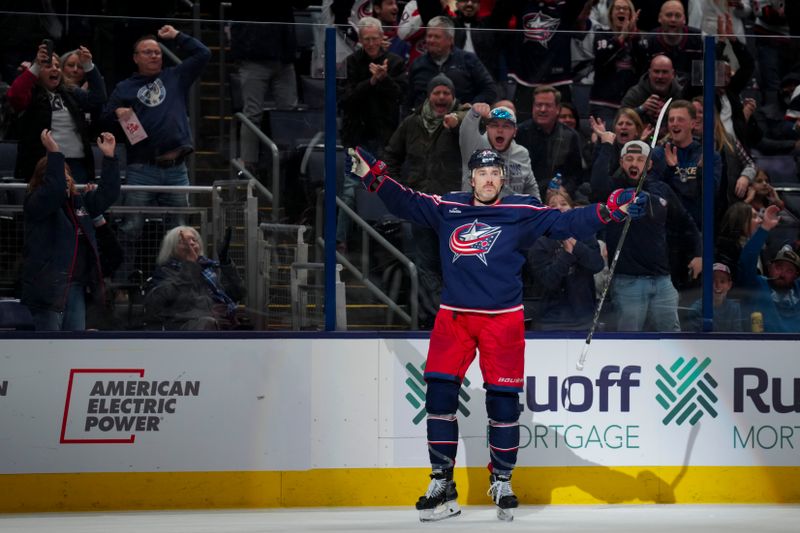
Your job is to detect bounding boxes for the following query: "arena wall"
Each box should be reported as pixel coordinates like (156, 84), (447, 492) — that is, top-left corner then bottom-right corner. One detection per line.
(1, 336), (799, 512)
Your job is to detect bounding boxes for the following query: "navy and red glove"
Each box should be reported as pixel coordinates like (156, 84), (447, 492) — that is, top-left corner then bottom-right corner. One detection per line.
(604, 188), (649, 222)
(347, 146), (388, 191)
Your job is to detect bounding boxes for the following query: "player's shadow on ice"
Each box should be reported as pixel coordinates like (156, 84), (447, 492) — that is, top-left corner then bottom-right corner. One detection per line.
(389, 339), (698, 506)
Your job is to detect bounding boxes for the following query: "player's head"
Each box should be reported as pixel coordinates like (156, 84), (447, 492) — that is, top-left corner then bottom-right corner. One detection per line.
(469, 149), (504, 205)
(619, 140), (651, 182)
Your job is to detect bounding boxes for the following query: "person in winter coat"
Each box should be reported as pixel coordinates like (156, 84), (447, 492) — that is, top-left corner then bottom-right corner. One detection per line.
(621, 54), (685, 126)
(144, 226), (244, 331)
(337, 16), (408, 247)
(527, 188), (605, 330)
(22, 129), (120, 331)
(406, 16), (496, 111)
(384, 73), (466, 195)
(383, 73), (467, 328)
(7, 42), (106, 183)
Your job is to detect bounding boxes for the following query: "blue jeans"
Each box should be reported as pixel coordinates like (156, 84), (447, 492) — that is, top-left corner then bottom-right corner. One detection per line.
(61, 282), (86, 331)
(117, 163), (190, 281)
(30, 283), (86, 331)
(612, 274), (680, 332)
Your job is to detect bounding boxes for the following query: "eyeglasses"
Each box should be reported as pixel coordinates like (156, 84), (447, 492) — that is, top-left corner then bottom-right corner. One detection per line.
(136, 49), (162, 57)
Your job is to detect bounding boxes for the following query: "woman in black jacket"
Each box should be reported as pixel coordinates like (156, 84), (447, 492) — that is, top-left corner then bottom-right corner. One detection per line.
(22, 129), (120, 331)
(7, 42), (106, 183)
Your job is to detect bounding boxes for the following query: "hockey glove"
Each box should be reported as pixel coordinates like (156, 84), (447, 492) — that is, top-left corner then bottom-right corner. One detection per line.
(347, 146), (388, 191)
(626, 191), (649, 220)
(605, 188), (648, 222)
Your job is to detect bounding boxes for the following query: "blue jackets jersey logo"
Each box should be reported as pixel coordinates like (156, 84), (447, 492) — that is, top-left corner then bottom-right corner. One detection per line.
(137, 79), (166, 107)
(449, 219), (502, 266)
(522, 12), (560, 47)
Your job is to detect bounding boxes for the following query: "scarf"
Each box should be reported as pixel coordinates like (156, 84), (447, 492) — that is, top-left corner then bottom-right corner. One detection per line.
(420, 98), (454, 135)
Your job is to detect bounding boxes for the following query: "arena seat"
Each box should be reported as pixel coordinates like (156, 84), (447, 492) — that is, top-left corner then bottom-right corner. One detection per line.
(752, 152), (798, 183)
(0, 299), (34, 330)
(0, 141), (17, 180)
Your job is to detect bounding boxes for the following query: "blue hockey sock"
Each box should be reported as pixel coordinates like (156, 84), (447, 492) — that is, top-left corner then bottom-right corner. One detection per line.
(426, 380), (461, 470)
(486, 390), (521, 471)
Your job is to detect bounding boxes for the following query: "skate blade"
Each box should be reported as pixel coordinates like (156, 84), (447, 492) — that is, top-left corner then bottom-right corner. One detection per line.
(496, 507), (514, 522)
(419, 501), (461, 522)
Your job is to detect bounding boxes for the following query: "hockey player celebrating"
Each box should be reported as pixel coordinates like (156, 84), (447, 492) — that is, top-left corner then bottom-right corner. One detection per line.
(347, 147), (648, 522)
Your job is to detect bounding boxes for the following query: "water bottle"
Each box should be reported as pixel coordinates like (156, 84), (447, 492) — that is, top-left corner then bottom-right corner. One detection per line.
(750, 311), (763, 333)
(548, 172), (563, 191)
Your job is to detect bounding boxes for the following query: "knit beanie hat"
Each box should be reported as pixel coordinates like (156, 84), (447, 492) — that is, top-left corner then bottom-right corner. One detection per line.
(427, 74), (454, 96)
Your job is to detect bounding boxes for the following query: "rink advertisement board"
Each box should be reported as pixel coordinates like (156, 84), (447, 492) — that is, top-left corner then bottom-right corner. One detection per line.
(381, 337), (800, 468)
(1, 336), (799, 509)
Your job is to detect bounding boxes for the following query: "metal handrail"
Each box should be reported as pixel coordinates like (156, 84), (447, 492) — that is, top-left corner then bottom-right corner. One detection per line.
(231, 112), (280, 221)
(290, 262), (346, 331)
(0, 183), (214, 193)
(316, 191), (419, 329)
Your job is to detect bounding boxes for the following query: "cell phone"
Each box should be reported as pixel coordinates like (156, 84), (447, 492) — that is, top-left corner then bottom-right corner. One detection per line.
(42, 39), (54, 64)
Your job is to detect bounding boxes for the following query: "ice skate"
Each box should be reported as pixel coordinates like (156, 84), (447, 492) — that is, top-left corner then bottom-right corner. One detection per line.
(488, 472), (518, 522)
(415, 470), (460, 522)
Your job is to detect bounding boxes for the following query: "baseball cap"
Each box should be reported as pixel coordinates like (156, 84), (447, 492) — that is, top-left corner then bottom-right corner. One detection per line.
(488, 106), (516, 126)
(712, 262), (731, 275)
(773, 245), (800, 272)
(620, 140), (651, 158)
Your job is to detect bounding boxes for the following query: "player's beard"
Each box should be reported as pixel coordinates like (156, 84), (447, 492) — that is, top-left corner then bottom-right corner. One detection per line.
(473, 188), (501, 205)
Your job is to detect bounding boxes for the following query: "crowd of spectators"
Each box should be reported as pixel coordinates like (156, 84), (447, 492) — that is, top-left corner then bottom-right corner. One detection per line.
(0, 0), (799, 333)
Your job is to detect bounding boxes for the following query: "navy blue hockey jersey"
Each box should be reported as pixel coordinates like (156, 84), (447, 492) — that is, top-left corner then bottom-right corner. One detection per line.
(373, 176), (607, 313)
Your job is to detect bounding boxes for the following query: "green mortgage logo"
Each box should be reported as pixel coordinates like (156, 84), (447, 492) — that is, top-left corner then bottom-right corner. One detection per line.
(404, 363), (472, 425)
(655, 356), (719, 426)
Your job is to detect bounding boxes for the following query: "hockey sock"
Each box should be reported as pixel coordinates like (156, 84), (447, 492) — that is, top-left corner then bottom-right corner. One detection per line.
(425, 380), (460, 470)
(486, 390), (521, 471)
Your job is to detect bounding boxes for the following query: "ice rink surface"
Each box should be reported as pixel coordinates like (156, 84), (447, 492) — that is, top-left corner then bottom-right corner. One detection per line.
(2, 505), (799, 533)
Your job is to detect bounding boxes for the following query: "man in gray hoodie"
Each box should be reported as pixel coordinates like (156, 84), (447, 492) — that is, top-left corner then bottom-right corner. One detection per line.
(459, 102), (540, 200)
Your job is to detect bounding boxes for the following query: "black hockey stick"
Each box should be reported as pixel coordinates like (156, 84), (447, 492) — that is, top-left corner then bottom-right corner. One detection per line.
(576, 98), (673, 371)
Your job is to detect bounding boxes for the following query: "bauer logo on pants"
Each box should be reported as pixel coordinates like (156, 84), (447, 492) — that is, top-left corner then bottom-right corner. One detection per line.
(60, 368), (200, 444)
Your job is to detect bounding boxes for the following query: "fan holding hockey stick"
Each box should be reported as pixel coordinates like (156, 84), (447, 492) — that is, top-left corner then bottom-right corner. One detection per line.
(577, 98), (676, 371)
